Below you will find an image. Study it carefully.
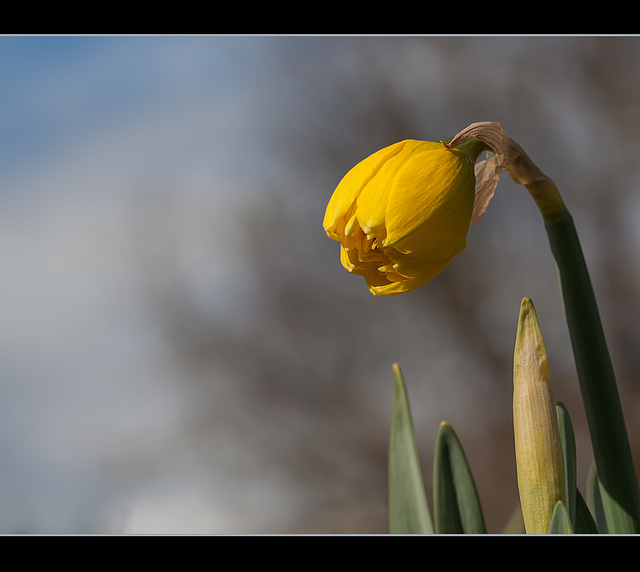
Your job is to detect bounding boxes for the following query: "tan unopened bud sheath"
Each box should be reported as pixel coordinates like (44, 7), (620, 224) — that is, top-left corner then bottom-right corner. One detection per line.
(513, 298), (565, 534)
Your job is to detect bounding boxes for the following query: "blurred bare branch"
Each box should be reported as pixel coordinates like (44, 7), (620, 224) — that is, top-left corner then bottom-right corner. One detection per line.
(122, 37), (640, 533)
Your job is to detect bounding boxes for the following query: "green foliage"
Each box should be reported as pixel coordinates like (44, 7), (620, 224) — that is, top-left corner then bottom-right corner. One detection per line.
(547, 502), (574, 534)
(575, 488), (599, 534)
(556, 402), (577, 526)
(433, 421), (486, 534)
(586, 463), (608, 534)
(388, 364), (433, 534)
(387, 335), (623, 534)
(389, 366), (486, 534)
(556, 401), (599, 534)
(544, 209), (640, 533)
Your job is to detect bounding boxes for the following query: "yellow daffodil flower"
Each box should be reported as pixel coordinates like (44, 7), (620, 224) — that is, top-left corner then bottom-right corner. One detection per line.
(323, 138), (486, 295)
(513, 297), (565, 534)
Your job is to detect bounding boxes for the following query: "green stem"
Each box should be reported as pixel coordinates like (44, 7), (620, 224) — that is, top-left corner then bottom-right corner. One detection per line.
(527, 177), (640, 534)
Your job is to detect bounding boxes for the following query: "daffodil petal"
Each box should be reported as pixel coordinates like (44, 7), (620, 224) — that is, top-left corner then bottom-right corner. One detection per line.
(356, 141), (436, 239)
(323, 135), (480, 296)
(323, 141), (406, 239)
(384, 146), (475, 249)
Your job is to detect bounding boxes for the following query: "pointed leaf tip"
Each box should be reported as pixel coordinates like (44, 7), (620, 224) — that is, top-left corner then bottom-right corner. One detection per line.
(389, 364), (433, 534)
(433, 421), (487, 534)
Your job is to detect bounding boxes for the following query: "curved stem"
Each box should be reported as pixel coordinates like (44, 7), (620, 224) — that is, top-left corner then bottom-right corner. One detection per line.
(507, 141), (640, 533)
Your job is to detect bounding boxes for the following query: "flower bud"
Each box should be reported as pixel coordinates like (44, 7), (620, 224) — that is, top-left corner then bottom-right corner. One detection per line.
(513, 297), (565, 534)
(323, 138), (485, 295)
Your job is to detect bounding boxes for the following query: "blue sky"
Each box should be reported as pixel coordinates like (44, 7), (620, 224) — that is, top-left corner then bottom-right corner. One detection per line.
(0, 36), (276, 185)
(0, 35), (294, 533)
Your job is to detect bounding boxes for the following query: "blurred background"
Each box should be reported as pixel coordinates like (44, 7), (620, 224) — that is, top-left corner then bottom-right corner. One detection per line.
(1, 35), (640, 534)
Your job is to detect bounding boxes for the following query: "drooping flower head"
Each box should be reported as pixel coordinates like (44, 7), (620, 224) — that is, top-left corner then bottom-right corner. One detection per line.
(323, 133), (495, 295)
(324, 123), (506, 296)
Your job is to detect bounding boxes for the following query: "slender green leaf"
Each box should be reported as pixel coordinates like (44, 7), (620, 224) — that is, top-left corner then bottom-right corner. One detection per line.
(433, 421), (486, 534)
(544, 207), (640, 532)
(586, 462), (608, 534)
(574, 488), (599, 534)
(556, 402), (577, 527)
(388, 364), (433, 534)
(547, 501), (574, 534)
